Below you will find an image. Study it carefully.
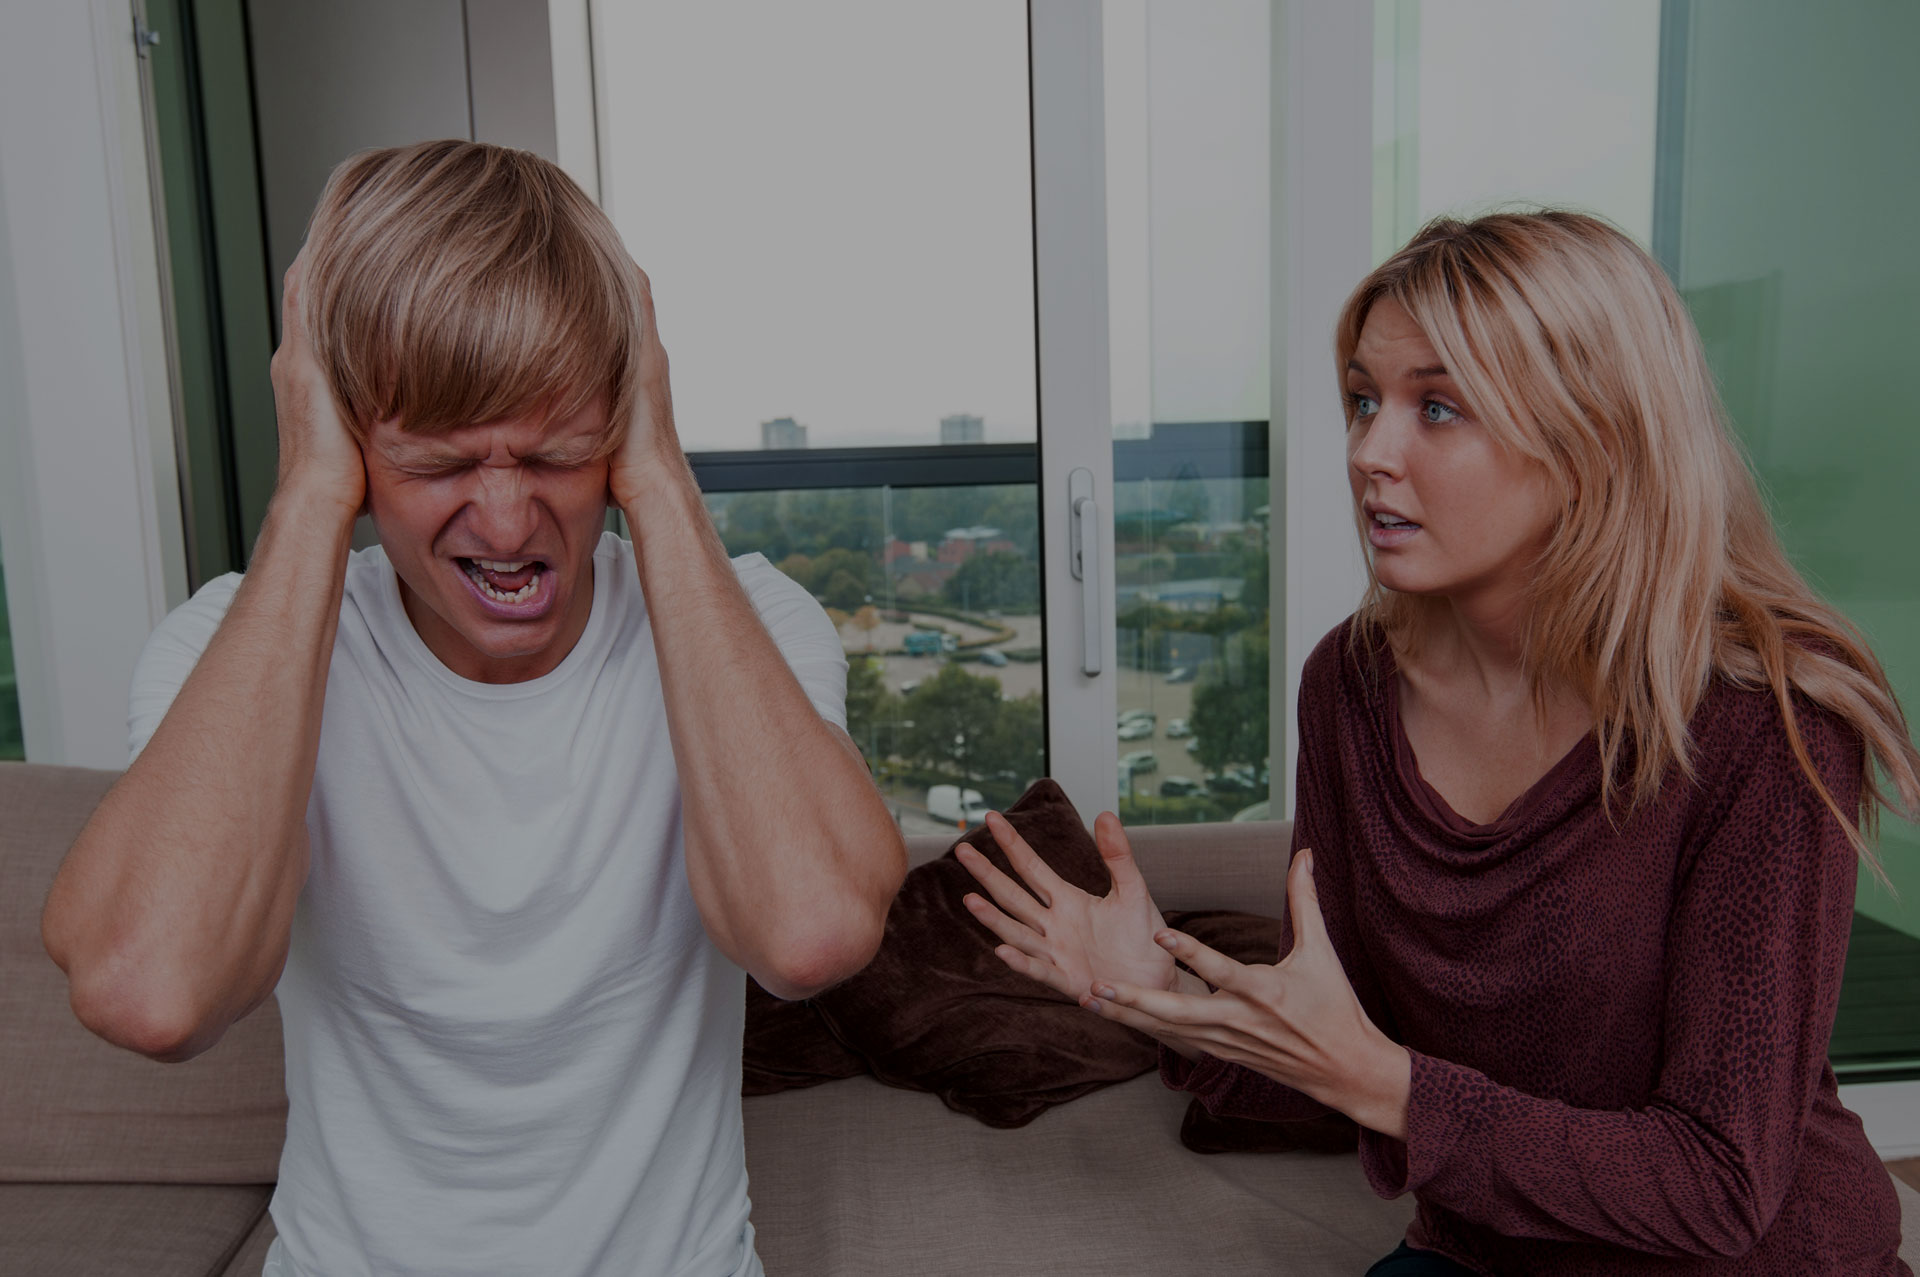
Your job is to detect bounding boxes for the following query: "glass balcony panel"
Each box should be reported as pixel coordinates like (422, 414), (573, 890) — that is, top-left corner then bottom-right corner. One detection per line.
(705, 482), (1042, 836)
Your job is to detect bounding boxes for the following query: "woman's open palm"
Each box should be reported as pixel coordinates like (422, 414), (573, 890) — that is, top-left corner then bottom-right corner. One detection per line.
(957, 810), (1177, 1003)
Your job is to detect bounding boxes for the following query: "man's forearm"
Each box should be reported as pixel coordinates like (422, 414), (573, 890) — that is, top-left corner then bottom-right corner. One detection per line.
(42, 486), (354, 1059)
(621, 460), (905, 998)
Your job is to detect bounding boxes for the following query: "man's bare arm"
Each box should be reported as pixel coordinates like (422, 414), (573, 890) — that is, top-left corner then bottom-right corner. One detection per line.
(41, 258), (364, 1060)
(612, 271), (906, 1000)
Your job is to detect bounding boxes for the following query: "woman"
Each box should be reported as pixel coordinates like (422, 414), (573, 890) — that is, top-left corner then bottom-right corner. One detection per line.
(958, 212), (1918, 1275)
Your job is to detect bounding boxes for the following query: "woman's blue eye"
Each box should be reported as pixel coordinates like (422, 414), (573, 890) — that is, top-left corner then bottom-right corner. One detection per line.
(1422, 399), (1460, 424)
(1349, 394), (1379, 418)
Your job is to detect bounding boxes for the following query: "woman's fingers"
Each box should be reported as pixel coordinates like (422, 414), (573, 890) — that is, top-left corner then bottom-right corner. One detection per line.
(985, 811), (1069, 906)
(954, 844), (1049, 931)
(1086, 977), (1221, 1027)
(960, 892), (1046, 953)
(988, 943), (1070, 993)
(1092, 811), (1149, 900)
(1285, 848), (1332, 958)
(1153, 929), (1248, 993)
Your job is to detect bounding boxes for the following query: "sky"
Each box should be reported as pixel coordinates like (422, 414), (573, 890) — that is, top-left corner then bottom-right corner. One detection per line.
(589, 1), (1660, 452)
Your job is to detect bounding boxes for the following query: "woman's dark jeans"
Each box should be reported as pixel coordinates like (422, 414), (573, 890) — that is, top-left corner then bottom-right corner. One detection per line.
(1364, 1242), (1477, 1275)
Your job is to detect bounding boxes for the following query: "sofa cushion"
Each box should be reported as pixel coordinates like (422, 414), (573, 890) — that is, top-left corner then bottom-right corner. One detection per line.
(221, 1209), (279, 1277)
(0, 1182), (271, 1277)
(743, 1073), (1416, 1276)
(0, 763), (288, 1183)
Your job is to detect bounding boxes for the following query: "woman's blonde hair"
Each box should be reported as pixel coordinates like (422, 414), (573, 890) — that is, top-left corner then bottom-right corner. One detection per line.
(300, 139), (643, 450)
(1340, 211), (1920, 866)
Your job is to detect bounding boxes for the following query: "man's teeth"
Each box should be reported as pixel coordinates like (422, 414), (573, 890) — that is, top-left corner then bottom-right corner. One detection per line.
(463, 560), (542, 603)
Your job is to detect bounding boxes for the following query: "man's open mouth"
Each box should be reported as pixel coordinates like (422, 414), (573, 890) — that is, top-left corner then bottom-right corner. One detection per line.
(457, 557), (546, 605)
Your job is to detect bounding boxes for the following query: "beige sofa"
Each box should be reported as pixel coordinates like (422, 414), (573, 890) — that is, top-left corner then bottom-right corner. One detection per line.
(4, 761), (1915, 1275)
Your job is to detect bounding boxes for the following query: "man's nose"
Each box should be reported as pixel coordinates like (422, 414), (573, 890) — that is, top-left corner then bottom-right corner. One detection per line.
(467, 466), (539, 551)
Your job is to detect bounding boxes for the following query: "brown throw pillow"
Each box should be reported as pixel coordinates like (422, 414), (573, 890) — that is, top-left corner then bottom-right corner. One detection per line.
(807, 778), (1160, 1127)
(742, 978), (866, 1097)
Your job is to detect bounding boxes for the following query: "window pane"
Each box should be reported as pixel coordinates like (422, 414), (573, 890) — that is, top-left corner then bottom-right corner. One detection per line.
(0, 545), (21, 761)
(1105, 1), (1273, 825)
(706, 483), (1042, 835)
(1666, 0), (1920, 1079)
(1371, 0), (1661, 259)
(594, 2), (1035, 451)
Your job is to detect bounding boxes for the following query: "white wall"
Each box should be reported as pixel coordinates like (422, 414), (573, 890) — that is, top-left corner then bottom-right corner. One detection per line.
(0, 1), (186, 768)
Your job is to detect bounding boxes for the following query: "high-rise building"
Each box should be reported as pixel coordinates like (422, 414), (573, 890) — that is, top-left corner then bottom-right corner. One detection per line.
(939, 413), (984, 445)
(760, 416), (808, 449)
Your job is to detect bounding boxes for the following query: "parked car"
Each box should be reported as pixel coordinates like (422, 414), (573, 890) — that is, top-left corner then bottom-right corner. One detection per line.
(1121, 750), (1159, 775)
(1117, 718), (1154, 741)
(926, 784), (989, 826)
(1118, 708), (1156, 727)
(1205, 768), (1256, 796)
(1165, 717), (1191, 738)
(1164, 666), (1196, 683)
(1185, 737), (1202, 755)
(1158, 775), (1202, 797)
(978, 648), (1009, 667)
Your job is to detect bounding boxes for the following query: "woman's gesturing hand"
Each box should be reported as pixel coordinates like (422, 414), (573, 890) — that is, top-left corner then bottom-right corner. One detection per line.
(1084, 848), (1412, 1140)
(958, 810), (1179, 1004)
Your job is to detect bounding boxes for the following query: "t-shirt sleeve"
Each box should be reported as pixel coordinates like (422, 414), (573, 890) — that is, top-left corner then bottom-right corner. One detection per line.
(1162, 623), (1379, 1133)
(127, 573), (245, 763)
(733, 553), (849, 732)
(1360, 691), (1867, 1259)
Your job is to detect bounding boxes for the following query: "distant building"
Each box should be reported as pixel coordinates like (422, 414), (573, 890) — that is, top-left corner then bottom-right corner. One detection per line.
(761, 416), (808, 449)
(939, 413), (984, 445)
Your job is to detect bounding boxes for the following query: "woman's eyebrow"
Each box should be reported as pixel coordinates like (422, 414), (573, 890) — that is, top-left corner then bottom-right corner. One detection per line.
(1405, 364), (1450, 380)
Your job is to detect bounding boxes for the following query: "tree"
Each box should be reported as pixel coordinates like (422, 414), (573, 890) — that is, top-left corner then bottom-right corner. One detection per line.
(899, 663), (1003, 783)
(821, 570), (867, 612)
(942, 550), (1038, 613)
(978, 692), (1046, 788)
(851, 605), (881, 651)
(844, 655), (896, 772)
(1191, 628), (1269, 773)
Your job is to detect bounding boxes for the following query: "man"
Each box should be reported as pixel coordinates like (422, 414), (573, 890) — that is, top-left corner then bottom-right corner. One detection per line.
(41, 140), (906, 1276)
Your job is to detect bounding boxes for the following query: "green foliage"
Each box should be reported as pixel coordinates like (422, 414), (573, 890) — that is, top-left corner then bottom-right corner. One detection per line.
(942, 550), (1038, 613)
(898, 663), (1004, 781)
(844, 655), (898, 772)
(979, 692), (1046, 787)
(1191, 628), (1269, 772)
(718, 489), (883, 562)
(889, 485), (1038, 555)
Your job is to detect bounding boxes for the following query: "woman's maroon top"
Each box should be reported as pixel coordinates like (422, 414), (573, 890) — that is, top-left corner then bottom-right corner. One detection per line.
(1163, 619), (1909, 1275)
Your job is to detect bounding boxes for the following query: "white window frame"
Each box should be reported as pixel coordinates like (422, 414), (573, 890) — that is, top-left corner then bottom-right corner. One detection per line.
(0, 0), (187, 768)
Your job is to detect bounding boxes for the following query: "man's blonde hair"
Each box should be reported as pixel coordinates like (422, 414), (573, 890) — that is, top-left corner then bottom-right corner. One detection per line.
(1340, 211), (1920, 867)
(300, 139), (642, 450)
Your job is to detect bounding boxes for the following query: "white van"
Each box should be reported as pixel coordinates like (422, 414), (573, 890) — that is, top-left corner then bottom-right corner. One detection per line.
(927, 784), (990, 827)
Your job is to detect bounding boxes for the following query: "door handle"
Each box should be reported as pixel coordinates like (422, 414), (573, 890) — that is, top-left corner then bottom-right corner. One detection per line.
(1068, 467), (1101, 676)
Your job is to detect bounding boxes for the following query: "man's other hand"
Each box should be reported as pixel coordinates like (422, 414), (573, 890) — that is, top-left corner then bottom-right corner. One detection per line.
(608, 264), (686, 513)
(271, 249), (366, 520)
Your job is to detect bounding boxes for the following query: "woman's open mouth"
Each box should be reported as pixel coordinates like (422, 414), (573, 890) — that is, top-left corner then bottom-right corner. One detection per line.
(1368, 512), (1421, 548)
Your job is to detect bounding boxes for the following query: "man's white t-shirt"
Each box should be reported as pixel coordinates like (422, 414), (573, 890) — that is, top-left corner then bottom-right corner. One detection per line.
(128, 532), (848, 1277)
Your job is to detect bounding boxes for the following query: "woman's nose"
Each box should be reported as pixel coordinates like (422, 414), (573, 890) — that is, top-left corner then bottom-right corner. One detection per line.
(1348, 413), (1407, 480)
